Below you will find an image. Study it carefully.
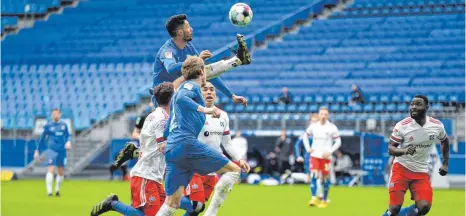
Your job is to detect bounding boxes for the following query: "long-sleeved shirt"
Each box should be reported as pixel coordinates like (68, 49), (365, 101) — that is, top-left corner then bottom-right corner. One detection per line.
(165, 80), (206, 152)
(38, 121), (70, 152)
(153, 39), (234, 97)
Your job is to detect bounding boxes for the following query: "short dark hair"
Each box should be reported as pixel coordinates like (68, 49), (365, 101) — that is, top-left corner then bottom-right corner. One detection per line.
(166, 14), (187, 37)
(413, 94), (429, 105)
(52, 108), (61, 113)
(153, 82), (174, 106)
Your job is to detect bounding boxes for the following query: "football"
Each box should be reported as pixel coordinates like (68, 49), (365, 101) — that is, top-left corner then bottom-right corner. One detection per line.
(229, 3), (253, 27)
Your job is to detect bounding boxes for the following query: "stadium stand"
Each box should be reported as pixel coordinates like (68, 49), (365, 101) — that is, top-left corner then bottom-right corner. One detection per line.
(1, 0), (464, 133)
(1, 0), (338, 130)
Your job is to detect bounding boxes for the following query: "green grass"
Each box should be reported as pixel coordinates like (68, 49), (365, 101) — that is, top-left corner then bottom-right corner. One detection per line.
(2, 180), (464, 216)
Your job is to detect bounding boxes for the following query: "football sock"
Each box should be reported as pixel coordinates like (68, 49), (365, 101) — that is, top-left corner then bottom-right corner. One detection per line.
(156, 203), (177, 216)
(205, 56), (241, 79)
(310, 174), (318, 199)
(203, 172), (240, 216)
(180, 196), (193, 213)
(399, 204), (418, 216)
(55, 175), (64, 192)
(382, 210), (392, 216)
(46, 172), (54, 195)
(110, 201), (143, 216)
(323, 177), (331, 202)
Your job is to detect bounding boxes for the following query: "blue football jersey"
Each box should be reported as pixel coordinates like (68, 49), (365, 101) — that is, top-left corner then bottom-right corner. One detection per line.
(39, 121), (70, 152)
(153, 39), (199, 87)
(165, 80), (206, 151)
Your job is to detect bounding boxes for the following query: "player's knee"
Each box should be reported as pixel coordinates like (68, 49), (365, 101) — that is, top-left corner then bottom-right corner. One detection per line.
(388, 205), (401, 215)
(416, 202), (431, 215)
(166, 195), (182, 209)
(310, 171), (318, 179)
(47, 166), (56, 173)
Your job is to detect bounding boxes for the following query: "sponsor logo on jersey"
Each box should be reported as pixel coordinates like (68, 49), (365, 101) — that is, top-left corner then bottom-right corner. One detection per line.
(409, 136), (414, 141)
(204, 131), (223, 136)
(413, 143), (432, 148)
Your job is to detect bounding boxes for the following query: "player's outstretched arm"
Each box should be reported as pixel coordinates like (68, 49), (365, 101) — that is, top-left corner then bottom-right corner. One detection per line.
(209, 77), (248, 106)
(439, 137), (450, 176)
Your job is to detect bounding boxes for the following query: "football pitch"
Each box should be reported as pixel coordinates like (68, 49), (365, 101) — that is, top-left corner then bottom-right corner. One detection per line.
(2, 180), (464, 216)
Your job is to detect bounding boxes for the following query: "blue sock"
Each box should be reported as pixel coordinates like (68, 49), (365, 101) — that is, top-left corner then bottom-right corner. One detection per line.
(310, 174), (317, 198)
(399, 204), (417, 216)
(323, 177), (330, 201)
(111, 201), (144, 216)
(180, 196), (193, 213)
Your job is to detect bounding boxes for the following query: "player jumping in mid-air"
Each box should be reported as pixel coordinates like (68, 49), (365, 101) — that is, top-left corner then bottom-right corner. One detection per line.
(183, 81), (250, 216)
(302, 107), (341, 208)
(108, 13), (251, 174)
(156, 56), (249, 216)
(34, 108), (71, 197)
(382, 95), (449, 216)
(90, 83), (195, 216)
(154, 14), (250, 105)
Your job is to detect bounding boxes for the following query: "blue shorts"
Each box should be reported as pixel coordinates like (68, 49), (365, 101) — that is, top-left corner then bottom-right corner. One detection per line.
(46, 149), (67, 167)
(164, 140), (230, 196)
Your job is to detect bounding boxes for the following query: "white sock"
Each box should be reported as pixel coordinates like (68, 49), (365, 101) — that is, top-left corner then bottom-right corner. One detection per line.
(205, 56), (242, 79)
(317, 179), (323, 198)
(155, 203), (177, 216)
(55, 175), (64, 192)
(45, 172), (54, 194)
(204, 172), (240, 216)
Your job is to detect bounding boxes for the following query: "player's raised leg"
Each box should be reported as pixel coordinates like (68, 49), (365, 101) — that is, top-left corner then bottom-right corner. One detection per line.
(90, 194), (144, 216)
(204, 34), (252, 79)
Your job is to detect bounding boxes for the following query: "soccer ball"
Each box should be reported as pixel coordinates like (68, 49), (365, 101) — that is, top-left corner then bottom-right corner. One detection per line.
(229, 3), (253, 27)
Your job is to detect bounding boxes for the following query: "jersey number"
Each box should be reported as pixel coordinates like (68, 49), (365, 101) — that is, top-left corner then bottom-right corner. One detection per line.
(429, 135), (435, 140)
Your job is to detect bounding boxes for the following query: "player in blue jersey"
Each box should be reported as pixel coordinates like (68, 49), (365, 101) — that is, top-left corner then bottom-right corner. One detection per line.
(156, 56), (250, 216)
(34, 108), (71, 197)
(153, 14), (250, 106)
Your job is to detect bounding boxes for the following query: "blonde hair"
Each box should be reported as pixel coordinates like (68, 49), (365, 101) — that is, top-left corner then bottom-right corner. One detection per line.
(182, 56), (205, 80)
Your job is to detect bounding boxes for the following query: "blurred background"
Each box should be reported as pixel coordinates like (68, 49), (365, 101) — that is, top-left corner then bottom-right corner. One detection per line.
(1, 0), (464, 190)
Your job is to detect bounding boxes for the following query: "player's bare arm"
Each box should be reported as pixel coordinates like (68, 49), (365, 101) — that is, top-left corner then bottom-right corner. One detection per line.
(388, 140), (416, 156)
(439, 137), (449, 176)
(131, 128), (141, 140)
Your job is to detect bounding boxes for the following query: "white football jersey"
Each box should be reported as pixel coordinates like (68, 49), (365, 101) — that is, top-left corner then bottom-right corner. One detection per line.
(305, 120), (340, 159)
(130, 107), (168, 183)
(391, 116), (447, 173)
(198, 110), (230, 154)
